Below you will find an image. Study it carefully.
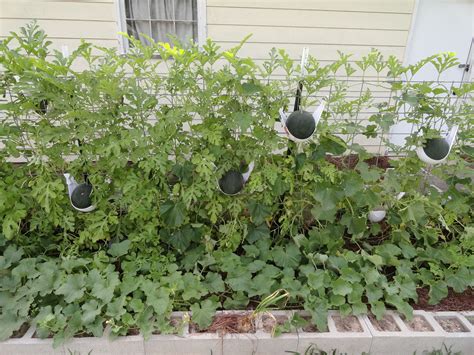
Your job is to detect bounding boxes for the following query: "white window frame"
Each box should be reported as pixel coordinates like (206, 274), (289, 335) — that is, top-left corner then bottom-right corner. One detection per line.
(115, 0), (207, 54)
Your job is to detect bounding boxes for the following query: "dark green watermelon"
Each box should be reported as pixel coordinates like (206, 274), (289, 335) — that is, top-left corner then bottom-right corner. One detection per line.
(35, 99), (48, 115)
(71, 183), (93, 209)
(423, 138), (450, 160)
(286, 111), (315, 139)
(166, 172), (180, 185)
(218, 170), (244, 195)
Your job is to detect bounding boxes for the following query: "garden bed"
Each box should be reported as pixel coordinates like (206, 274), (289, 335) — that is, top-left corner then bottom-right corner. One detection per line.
(0, 23), (473, 355)
(1, 310), (472, 355)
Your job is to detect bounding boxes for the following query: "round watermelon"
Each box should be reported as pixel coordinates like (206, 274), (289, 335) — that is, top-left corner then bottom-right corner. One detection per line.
(423, 138), (450, 160)
(71, 183), (93, 209)
(35, 99), (48, 115)
(218, 170), (244, 195)
(285, 110), (315, 139)
(166, 172), (180, 185)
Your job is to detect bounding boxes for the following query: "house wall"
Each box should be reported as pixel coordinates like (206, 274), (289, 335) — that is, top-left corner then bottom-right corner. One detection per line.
(1, 0), (416, 63)
(207, 0), (416, 66)
(0, 0), (119, 53)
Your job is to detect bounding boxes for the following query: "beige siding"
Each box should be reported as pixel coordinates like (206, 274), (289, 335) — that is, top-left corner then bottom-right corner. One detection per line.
(0, 0), (416, 62)
(206, 0), (415, 13)
(207, 0), (416, 62)
(0, 0), (118, 47)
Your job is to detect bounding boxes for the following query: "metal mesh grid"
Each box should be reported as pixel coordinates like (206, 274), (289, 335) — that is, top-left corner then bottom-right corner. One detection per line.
(1, 74), (472, 163)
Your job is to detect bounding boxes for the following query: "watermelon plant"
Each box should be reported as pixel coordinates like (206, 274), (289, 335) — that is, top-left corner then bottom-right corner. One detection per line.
(0, 22), (472, 343)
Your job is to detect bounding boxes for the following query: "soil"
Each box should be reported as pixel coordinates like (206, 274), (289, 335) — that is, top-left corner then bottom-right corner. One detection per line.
(465, 316), (474, 326)
(368, 314), (400, 331)
(403, 315), (434, 331)
(326, 154), (392, 170)
(11, 323), (29, 338)
(411, 287), (474, 311)
(126, 328), (140, 336)
(261, 314), (289, 333)
(301, 316), (321, 333)
(74, 331), (95, 337)
(435, 317), (468, 332)
(332, 315), (363, 332)
(190, 313), (255, 335)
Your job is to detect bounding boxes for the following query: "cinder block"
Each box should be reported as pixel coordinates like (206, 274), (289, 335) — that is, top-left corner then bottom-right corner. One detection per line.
(106, 333), (145, 355)
(144, 311), (190, 355)
(250, 333), (299, 355)
(460, 311), (474, 327)
(431, 311), (474, 355)
(2, 310), (473, 355)
(63, 336), (108, 355)
(181, 333), (224, 355)
(363, 310), (445, 355)
(0, 327), (64, 355)
(294, 311), (372, 355)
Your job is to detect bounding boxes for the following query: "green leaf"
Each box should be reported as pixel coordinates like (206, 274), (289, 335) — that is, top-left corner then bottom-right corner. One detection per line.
(272, 176), (289, 195)
(340, 267), (362, 283)
(307, 270), (325, 290)
(247, 224), (270, 243)
(429, 280), (448, 305)
(241, 82), (261, 95)
(346, 216), (367, 235)
(106, 296), (126, 318)
(247, 260), (266, 273)
(232, 112), (252, 132)
(371, 301), (386, 320)
(204, 272), (225, 293)
(386, 294), (412, 319)
(0, 245), (24, 269)
(248, 273), (275, 297)
(332, 279), (353, 296)
(366, 284), (383, 303)
(0, 312), (24, 341)
(352, 302), (368, 315)
(81, 300), (101, 325)
(147, 288), (170, 315)
(357, 162), (380, 182)
(342, 173), (364, 197)
(89, 270), (120, 304)
(405, 201), (426, 222)
(130, 298), (144, 313)
(223, 292), (249, 309)
(108, 240), (131, 258)
(365, 254), (384, 267)
(160, 200), (186, 227)
(330, 294), (345, 306)
(171, 225), (195, 252)
(181, 273), (206, 301)
(304, 299), (328, 332)
(445, 267), (469, 293)
(248, 200), (271, 225)
(260, 264), (281, 279)
(314, 187), (340, 210)
(190, 299), (218, 330)
(243, 245), (260, 259)
(227, 274), (252, 292)
(272, 244), (301, 268)
(55, 274), (85, 303)
(365, 269), (380, 284)
(317, 134), (347, 155)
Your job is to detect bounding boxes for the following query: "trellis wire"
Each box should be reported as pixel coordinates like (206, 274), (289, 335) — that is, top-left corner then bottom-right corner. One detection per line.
(1, 75), (472, 161)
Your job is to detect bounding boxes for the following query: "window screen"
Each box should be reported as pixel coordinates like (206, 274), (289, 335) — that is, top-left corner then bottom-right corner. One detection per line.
(124, 0), (198, 46)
